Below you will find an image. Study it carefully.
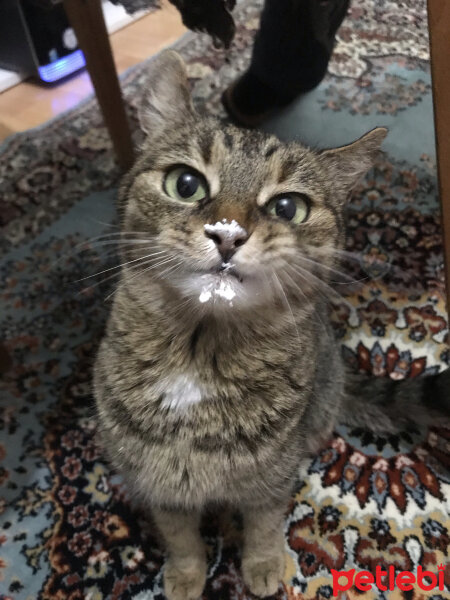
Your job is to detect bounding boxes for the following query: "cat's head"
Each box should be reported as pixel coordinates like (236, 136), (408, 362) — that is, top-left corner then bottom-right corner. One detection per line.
(119, 51), (386, 314)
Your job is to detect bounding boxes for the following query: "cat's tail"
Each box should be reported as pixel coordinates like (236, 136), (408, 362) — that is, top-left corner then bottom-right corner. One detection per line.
(341, 367), (450, 433)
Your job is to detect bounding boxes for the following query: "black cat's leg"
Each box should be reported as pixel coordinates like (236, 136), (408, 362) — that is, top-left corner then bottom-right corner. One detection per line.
(223, 0), (351, 127)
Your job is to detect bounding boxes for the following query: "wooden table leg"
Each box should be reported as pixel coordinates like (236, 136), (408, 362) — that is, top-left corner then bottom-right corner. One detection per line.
(63, 0), (135, 171)
(0, 343), (12, 374)
(428, 0), (450, 320)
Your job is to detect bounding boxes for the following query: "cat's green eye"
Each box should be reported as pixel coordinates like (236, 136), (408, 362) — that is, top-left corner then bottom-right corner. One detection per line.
(266, 193), (310, 224)
(164, 166), (208, 203)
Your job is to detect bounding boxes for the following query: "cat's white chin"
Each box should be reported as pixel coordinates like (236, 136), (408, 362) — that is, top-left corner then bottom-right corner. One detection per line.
(173, 272), (268, 310)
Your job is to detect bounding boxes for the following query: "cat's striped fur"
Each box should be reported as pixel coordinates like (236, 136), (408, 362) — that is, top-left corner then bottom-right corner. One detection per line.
(94, 51), (449, 600)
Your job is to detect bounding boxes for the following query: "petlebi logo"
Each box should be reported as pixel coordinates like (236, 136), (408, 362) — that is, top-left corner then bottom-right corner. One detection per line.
(331, 564), (446, 595)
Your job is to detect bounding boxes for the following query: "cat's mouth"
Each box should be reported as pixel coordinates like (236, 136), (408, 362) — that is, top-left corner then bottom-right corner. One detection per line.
(168, 261), (258, 308)
(189, 262), (243, 281)
(213, 262), (243, 282)
(196, 263), (244, 305)
(168, 260), (274, 309)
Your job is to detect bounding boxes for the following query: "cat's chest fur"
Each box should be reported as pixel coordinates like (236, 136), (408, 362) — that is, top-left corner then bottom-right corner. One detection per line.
(95, 301), (323, 507)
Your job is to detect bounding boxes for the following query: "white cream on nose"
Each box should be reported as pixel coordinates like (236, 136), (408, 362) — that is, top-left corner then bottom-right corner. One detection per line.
(203, 219), (247, 241)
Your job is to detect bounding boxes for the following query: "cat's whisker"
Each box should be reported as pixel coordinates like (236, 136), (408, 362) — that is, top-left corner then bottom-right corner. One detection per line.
(298, 254), (362, 284)
(87, 218), (120, 230)
(102, 256), (180, 302)
(279, 268), (309, 304)
(74, 242), (165, 266)
(88, 244), (166, 263)
(280, 268), (328, 330)
(78, 270), (123, 296)
(317, 246), (424, 284)
(297, 254), (368, 287)
(308, 246), (363, 264)
(117, 255), (180, 287)
(306, 247), (369, 275)
(78, 240), (163, 256)
(289, 262), (344, 295)
(171, 297), (195, 319)
(167, 296), (203, 318)
(77, 253), (167, 295)
(156, 262), (184, 281)
(287, 263), (352, 309)
(83, 220), (117, 232)
(315, 246), (397, 275)
(52, 235), (161, 267)
(138, 256), (180, 273)
(72, 231), (153, 249)
(260, 269), (277, 303)
(327, 249), (381, 274)
(96, 277), (126, 304)
(85, 240), (162, 250)
(173, 298), (207, 325)
(271, 271), (301, 343)
(332, 277), (368, 286)
(72, 251), (168, 283)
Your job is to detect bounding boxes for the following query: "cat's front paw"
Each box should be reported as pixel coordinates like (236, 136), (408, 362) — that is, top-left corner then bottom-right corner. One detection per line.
(242, 554), (285, 597)
(163, 557), (207, 600)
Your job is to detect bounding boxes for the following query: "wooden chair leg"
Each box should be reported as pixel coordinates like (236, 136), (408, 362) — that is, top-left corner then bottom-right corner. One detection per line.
(63, 0), (135, 171)
(428, 0), (450, 321)
(0, 343), (12, 374)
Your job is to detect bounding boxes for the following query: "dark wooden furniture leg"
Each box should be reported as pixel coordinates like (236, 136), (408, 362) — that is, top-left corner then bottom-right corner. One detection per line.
(0, 343), (12, 374)
(63, 0), (134, 171)
(428, 0), (450, 318)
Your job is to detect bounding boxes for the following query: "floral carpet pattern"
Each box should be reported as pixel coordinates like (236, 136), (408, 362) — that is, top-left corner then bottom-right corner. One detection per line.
(0, 1), (449, 599)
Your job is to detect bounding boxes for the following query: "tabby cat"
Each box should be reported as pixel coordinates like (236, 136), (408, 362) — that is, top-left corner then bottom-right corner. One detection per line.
(94, 50), (449, 600)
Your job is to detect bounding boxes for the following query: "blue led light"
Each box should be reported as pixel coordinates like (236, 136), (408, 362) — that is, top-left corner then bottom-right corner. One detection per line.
(38, 49), (86, 83)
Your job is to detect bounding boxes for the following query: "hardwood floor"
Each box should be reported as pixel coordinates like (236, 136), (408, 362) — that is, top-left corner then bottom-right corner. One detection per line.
(0, 1), (186, 143)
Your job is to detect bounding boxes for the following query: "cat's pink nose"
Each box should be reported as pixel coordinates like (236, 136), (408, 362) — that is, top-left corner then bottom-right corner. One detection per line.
(204, 219), (249, 262)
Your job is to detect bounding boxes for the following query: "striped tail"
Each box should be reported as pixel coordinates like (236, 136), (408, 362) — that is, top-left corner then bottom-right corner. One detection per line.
(342, 367), (450, 433)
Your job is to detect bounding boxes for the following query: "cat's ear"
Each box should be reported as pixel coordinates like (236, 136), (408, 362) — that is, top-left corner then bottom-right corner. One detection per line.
(319, 127), (388, 197)
(139, 50), (195, 136)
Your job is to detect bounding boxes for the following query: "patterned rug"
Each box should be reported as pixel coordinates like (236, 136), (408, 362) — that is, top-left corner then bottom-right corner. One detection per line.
(0, 1), (449, 599)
